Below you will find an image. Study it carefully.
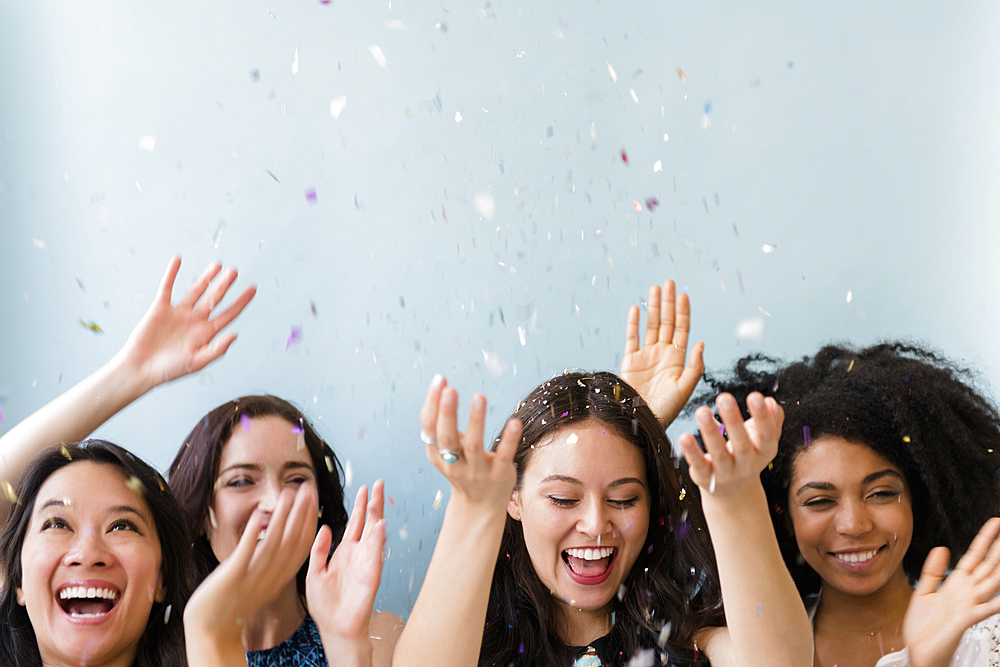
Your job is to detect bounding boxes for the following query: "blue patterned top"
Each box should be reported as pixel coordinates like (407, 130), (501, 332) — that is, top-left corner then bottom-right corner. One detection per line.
(245, 615), (328, 667)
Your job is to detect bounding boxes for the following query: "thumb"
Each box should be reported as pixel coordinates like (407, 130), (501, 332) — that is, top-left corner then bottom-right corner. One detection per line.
(914, 546), (950, 595)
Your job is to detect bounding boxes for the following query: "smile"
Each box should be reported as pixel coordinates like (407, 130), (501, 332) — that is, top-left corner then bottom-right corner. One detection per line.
(562, 547), (618, 584)
(829, 545), (886, 572)
(56, 584), (121, 619)
(834, 549), (879, 564)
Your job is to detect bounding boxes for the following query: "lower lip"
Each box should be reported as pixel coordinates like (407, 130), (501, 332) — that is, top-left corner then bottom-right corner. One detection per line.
(830, 546), (885, 573)
(563, 552), (618, 586)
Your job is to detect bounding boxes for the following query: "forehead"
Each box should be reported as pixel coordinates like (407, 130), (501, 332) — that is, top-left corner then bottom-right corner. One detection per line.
(523, 420), (646, 483)
(791, 436), (905, 485)
(33, 461), (154, 519)
(220, 414), (313, 468)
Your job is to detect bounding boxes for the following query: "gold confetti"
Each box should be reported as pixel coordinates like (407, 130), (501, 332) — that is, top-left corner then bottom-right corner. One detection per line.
(2, 481), (19, 505)
(902, 436), (911, 443)
(208, 507), (218, 529)
(125, 476), (145, 496)
(677, 68), (687, 81)
(847, 359), (855, 372)
(432, 489), (443, 510)
(78, 320), (103, 333)
(60, 445), (72, 460)
(678, 488), (686, 501)
(325, 456), (334, 473)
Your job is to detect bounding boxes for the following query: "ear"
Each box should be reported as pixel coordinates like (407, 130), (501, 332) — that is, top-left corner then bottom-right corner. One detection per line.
(506, 489), (521, 521)
(154, 572), (167, 604)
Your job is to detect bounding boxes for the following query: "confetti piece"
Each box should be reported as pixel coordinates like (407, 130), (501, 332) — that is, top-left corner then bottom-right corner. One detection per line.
(566, 434), (579, 445)
(125, 476), (145, 497)
(903, 436), (911, 443)
(677, 68), (687, 81)
(756, 602), (762, 617)
(846, 290), (853, 303)
(734, 316), (764, 341)
(368, 45), (388, 69)
(76, 278), (85, 291)
(267, 170), (281, 183)
(304, 188), (317, 205)
(472, 192), (495, 220)
(325, 455), (334, 473)
(388, 496), (394, 507)
(291, 48), (299, 75)
(663, 133), (669, 141)
(803, 425), (812, 446)
(240, 414), (252, 433)
(762, 244), (776, 253)
(629, 648), (655, 667)
(606, 61), (618, 83)
(633, 198), (642, 214)
(590, 122), (596, 139)
(385, 19), (408, 29)
(286, 326), (303, 351)
(708, 473), (716, 495)
(2, 481), (19, 505)
(249, 68), (260, 82)
(518, 326), (526, 346)
(137, 135), (156, 152)
(454, 111), (463, 123)
(0, 407), (3, 425)
(432, 489), (442, 510)
(330, 95), (347, 119)
(620, 149), (629, 165)
(310, 301), (318, 317)
(164, 604), (172, 625)
(645, 197), (660, 212)
(33, 238), (47, 249)
(653, 160), (662, 172)
(657, 621), (673, 646)
(79, 320), (103, 334)
(847, 359), (855, 372)
(208, 507), (217, 529)
(629, 88), (639, 103)
(344, 460), (353, 487)
(482, 350), (508, 377)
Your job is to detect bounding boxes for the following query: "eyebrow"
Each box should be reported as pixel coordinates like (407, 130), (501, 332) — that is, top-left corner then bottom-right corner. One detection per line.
(38, 500), (151, 523)
(794, 469), (903, 497)
(539, 475), (645, 489)
(219, 461), (315, 476)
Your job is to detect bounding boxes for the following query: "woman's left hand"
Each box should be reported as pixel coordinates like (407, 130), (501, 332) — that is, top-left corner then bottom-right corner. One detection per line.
(904, 517), (1000, 667)
(620, 280), (705, 427)
(678, 392), (782, 500)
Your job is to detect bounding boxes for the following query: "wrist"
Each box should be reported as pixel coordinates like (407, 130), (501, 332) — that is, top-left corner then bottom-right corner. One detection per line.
(699, 480), (769, 519)
(106, 350), (158, 397)
(319, 633), (371, 667)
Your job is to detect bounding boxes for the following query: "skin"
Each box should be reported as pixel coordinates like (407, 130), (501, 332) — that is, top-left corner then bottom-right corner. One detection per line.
(19, 461), (165, 667)
(507, 420), (650, 644)
(788, 437), (915, 664)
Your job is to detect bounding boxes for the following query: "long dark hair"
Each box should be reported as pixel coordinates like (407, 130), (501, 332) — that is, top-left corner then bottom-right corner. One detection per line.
(696, 342), (1000, 599)
(167, 395), (348, 594)
(0, 440), (191, 667)
(480, 372), (723, 667)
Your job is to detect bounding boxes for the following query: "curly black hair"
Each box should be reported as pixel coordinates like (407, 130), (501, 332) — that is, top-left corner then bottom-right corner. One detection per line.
(692, 342), (1000, 599)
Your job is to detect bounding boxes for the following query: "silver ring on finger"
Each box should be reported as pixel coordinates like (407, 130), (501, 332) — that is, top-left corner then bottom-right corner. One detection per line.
(420, 430), (437, 446)
(439, 449), (461, 464)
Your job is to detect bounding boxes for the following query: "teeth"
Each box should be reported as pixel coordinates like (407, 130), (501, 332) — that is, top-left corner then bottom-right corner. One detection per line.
(58, 586), (118, 601)
(564, 547), (615, 561)
(835, 549), (878, 564)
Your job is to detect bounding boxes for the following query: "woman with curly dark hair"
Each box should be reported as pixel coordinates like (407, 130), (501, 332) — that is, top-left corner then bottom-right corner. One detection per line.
(678, 341), (1000, 667)
(393, 281), (812, 667)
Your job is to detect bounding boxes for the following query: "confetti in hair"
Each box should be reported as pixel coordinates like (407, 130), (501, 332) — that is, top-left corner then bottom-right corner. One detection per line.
(125, 476), (145, 497)
(803, 425), (812, 446)
(240, 414), (252, 433)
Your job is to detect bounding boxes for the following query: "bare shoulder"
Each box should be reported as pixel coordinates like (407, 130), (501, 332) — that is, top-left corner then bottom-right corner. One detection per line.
(692, 626), (736, 666)
(370, 610), (405, 667)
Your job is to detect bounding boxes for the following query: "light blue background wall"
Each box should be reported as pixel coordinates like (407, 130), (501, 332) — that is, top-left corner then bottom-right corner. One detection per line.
(2, 0), (999, 614)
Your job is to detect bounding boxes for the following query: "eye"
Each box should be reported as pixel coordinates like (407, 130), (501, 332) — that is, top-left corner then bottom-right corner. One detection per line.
(41, 517), (69, 531)
(609, 497), (639, 508)
(547, 496), (577, 507)
(226, 477), (254, 489)
(802, 498), (835, 508)
(287, 476), (310, 486)
(109, 519), (141, 534)
(869, 490), (901, 501)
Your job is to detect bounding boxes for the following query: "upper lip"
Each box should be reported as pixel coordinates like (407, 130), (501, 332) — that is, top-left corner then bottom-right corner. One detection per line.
(829, 545), (883, 555)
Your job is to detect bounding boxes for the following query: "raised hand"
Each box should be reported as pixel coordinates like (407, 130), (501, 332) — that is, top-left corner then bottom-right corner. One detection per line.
(620, 280), (705, 427)
(678, 392), (782, 499)
(306, 481), (387, 666)
(903, 517), (1000, 667)
(184, 485), (317, 665)
(113, 255), (256, 391)
(418, 374), (522, 511)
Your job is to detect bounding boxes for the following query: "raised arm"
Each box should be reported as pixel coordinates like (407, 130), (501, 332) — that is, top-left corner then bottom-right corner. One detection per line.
(619, 280), (705, 428)
(184, 485), (317, 666)
(392, 375), (522, 667)
(0, 256), (255, 517)
(306, 480), (403, 667)
(679, 393), (812, 667)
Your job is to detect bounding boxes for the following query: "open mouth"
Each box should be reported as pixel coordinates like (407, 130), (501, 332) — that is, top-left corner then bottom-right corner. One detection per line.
(831, 545), (886, 565)
(57, 585), (120, 618)
(562, 547), (617, 579)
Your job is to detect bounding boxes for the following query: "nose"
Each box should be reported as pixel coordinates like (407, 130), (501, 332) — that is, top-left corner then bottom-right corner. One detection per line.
(835, 498), (874, 537)
(576, 496), (612, 540)
(256, 477), (283, 514)
(62, 525), (115, 568)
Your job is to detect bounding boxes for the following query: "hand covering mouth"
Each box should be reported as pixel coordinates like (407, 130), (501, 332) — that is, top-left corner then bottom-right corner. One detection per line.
(562, 547), (617, 577)
(57, 585), (121, 617)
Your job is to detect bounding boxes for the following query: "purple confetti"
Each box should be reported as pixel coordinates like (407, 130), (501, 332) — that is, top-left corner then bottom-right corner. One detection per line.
(291, 425), (304, 435)
(0, 407), (4, 425)
(240, 414), (252, 432)
(304, 188), (317, 204)
(310, 301), (318, 317)
(645, 197), (660, 212)
(756, 602), (762, 617)
(286, 326), (303, 351)
(803, 425), (812, 446)
(677, 520), (691, 539)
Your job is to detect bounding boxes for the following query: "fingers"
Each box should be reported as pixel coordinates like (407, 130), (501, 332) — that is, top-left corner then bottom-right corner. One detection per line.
(678, 432), (711, 484)
(677, 342), (706, 396)
(189, 333), (238, 371)
(195, 266), (239, 317)
(645, 284), (663, 347)
(462, 394), (488, 464)
(494, 419), (522, 466)
(155, 255), (182, 305)
(367, 479), (386, 525)
(210, 284), (257, 331)
(178, 261), (223, 310)
(308, 524), (334, 576)
(963, 517), (1000, 576)
(344, 485), (370, 543)
(914, 546), (950, 595)
(624, 305), (641, 354)
(695, 404), (731, 474)
(229, 507), (267, 572)
(671, 286), (691, 353)
(419, 374), (447, 454)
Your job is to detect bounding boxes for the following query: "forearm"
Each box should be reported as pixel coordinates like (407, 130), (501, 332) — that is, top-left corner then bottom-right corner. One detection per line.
(0, 354), (150, 517)
(392, 499), (505, 667)
(320, 634), (371, 667)
(185, 629), (248, 667)
(701, 484), (812, 667)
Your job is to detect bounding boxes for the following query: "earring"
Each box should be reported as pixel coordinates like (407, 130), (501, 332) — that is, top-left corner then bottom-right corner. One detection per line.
(15, 587), (24, 606)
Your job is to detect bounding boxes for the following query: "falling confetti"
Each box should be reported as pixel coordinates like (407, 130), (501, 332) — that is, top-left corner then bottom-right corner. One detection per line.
(344, 460), (353, 487)
(629, 88), (639, 103)
(267, 170), (281, 184)
(79, 320), (103, 334)
(472, 192), (495, 220)
(756, 602), (762, 617)
(164, 604), (172, 624)
(803, 426), (812, 446)
(304, 188), (317, 205)
(60, 445), (71, 460)
(0, 407), (4, 426)
(432, 489), (443, 510)
(620, 149), (629, 165)
(330, 95), (347, 119)
(645, 197), (660, 212)
(137, 135), (156, 152)
(762, 244), (776, 253)
(606, 61), (618, 83)
(310, 301), (318, 317)
(286, 326), (303, 351)
(454, 111), (463, 123)
(2, 481), (18, 505)
(657, 621), (673, 647)
(32, 238), (47, 249)
(368, 45), (388, 69)
(677, 68), (687, 81)
(633, 199), (642, 214)
(652, 160), (662, 172)
(291, 48), (299, 75)
(482, 350), (508, 377)
(566, 433), (579, 445)
(846, 290), (853, 303)
(125, 476), (145, 497)
(734, 317), (765, 341)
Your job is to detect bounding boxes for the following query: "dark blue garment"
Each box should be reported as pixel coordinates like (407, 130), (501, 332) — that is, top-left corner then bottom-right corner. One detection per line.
(245, 615), (328, 667)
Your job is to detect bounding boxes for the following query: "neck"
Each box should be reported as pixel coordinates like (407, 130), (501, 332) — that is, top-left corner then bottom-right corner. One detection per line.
(814, 568), (913, 634)
(240, 581), (307, 652)
(556, 602), (613, 647)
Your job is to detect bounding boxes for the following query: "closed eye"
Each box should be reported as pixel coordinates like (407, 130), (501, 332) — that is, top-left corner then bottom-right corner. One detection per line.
(547, 496), (577, 507)
(226, 477), (254, 489)
(802, 498), (835, 508)
(609, 497), (639, 508)
(869, 490), (901, 501)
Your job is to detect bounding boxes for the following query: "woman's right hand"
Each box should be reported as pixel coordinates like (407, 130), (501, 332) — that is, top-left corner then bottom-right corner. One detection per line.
(112, 255), (256, 392)
(418, 374), (522, 511)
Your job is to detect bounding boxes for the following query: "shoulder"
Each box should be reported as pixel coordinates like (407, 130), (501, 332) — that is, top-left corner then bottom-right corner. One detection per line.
(371, 610), (405, 667)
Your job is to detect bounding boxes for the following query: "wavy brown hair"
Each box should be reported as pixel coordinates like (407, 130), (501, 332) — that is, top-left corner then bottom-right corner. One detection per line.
(480, 372), (723, 667)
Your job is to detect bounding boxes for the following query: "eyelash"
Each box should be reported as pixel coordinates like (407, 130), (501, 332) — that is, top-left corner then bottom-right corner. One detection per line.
(42, 517), (68, 530)
(803, 490), (900, 507)
(547, 496), (639, 508)
(226, 476), (310, 488)
(41, 518), (141, 534)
